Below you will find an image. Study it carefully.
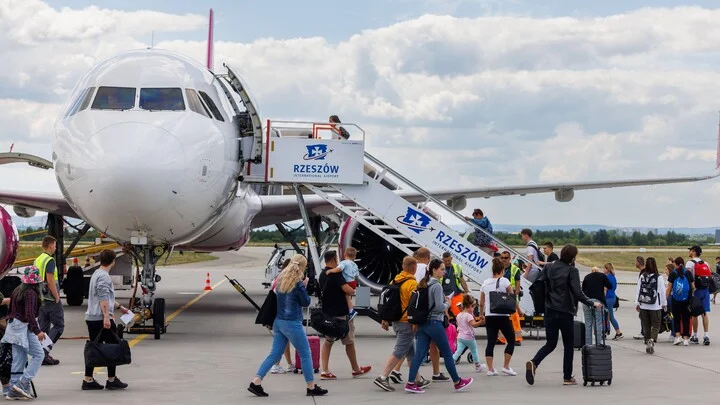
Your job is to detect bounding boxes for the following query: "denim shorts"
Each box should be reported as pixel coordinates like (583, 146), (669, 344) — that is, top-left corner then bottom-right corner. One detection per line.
(695, 288), (711, 313)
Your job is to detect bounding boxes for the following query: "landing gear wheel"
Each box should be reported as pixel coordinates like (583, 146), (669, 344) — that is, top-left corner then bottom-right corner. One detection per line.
(64, 267), (84, 306)
(153, 298), (166, 340)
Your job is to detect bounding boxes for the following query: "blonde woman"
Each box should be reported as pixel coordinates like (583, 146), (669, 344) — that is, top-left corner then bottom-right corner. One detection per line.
(249, 255), (328, 397)
(603, 263), (622, 340)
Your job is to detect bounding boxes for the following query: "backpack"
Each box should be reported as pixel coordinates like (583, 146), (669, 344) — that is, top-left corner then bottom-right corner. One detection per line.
(407, 287), (435, 325)
(671, 270), (690, 302)
(637, 273), (659, 305)
(377, 279), (410, 322)
(693, 259), (713, 290)
(528, 241), (546, 263)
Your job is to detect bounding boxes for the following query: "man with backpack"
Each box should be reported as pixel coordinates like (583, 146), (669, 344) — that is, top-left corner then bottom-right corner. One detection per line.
(521, 229), (544, 283)
(373, 257), (430, 392)
(687, 246), (711, 345)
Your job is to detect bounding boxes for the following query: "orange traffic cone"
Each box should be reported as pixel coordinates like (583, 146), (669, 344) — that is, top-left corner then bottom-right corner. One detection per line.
(203, 273), (213, 291)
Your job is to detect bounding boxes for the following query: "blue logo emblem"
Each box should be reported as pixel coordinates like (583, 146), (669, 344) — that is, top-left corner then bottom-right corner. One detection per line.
(396, 207), (433, 234)
(303, 144), (332, 160)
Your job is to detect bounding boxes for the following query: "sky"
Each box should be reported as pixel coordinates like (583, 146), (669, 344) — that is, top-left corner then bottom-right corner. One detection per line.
(2, 0), (720, 229)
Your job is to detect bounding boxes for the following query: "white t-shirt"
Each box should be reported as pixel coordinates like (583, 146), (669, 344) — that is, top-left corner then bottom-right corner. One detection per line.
(415, 263), (427, 282)
(526, 241), (540, 264)
(686, 259), (697, 276)
(480, 277), (512, 317)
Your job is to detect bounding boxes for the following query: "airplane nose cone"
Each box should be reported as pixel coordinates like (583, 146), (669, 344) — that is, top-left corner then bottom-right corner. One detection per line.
(76, 122), (189, 234)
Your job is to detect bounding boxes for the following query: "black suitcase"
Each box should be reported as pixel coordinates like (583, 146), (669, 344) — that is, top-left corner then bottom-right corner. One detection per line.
(574, 320), (585, 350)
(581, 311), (612, 386)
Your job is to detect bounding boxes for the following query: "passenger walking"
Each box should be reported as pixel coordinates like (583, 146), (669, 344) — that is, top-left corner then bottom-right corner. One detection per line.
(35, 236), (63, 365)
(82, 249), (130, 390)
(666, 257), (693, 346)
(525, 244), (601, 386)
(248, 254), (328, 397)
(686, 245), (711, 345)
(479, 258), (518, 376)
(581, 267), (612, 345)
(2, 266), (45, 400)
(635, 257), (667, 355)
(405, 259), (473, 393)
(603, 263), (622, 340)
(452, 294), (487, 373)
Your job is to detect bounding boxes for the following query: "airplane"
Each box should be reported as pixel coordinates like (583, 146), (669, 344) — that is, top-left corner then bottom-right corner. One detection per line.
(0, 9), (718, 336)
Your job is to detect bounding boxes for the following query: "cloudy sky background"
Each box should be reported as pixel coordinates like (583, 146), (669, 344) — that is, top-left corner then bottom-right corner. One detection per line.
(2, 0), (720, 228)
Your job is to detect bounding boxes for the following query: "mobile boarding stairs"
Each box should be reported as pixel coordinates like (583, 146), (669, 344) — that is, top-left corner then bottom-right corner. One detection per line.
(243, 120), (543, 325)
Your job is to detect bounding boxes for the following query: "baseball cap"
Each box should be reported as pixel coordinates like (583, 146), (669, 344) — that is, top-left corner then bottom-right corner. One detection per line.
(689, 245), (703, 255)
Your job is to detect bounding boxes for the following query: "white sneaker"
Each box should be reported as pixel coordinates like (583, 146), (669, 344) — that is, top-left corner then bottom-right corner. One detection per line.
(285, 364), (295, 372)
(668, 335), (676, 343)
(270, 364), (285, 374)
(475, 363), (488, 373)
(683, 339), (689, 346)
(502, 367), (517, 376)
(487, 370), (498, 376)
(673, 337), (682, 345)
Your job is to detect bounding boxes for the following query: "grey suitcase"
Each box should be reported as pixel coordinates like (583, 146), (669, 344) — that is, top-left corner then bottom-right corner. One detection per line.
(581, 311), (612, 386)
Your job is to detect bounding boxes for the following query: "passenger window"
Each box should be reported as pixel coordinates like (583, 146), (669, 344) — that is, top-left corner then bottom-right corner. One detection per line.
(139, 88), (185, 111)
(185, 89), (212, 118)
(198, 91), (225, 122)
(91, 87), (136, 110)
(66, 87), (96, 117)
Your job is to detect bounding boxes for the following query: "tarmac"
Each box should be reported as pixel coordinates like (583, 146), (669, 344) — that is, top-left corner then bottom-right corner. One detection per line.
(27, 246), (720, 403)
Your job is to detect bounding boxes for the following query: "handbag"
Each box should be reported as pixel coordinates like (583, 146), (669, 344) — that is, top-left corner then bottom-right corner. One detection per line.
(84, 329), (132, 368)
(489, 278), (517, 315)
(310, 307), (349, 339)
(614, 296), (620, 309)
(255, 290), (277, 328)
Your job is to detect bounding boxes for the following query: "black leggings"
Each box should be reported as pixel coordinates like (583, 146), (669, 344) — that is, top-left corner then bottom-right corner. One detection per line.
(672, 299), (691, 337)
(485, 316), (516, 357)
(85, 320), (118, 378)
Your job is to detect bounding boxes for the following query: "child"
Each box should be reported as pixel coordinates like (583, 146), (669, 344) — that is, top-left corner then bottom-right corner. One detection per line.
(326, 247), (359, 320)
(452, 294), (487, 373)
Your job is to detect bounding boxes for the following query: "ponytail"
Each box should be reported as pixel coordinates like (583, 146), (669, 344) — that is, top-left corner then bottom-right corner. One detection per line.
(419, 258), (442, 289)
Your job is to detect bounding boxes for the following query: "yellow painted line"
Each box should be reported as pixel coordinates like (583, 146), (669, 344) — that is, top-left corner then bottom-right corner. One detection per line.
(127, 278), (226, 348)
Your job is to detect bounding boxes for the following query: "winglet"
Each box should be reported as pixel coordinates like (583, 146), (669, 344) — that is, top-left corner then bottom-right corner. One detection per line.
(206, 8), (214, 71)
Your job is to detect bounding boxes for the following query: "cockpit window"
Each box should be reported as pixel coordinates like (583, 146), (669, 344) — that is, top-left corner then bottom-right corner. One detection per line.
(65, 87), (96, 117)
(198, 91), (225, 122)
(185, 89), (212, 118)
(91, 87), (136, 110)
(139, 88), (185, 111)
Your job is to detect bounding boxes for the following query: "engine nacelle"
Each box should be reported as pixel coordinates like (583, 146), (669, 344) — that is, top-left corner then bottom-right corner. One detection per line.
(339, 216), (409, 293)
(0, 206), (19, 276)
(12, 206), (35, 218)
(554, 188), (574, 202)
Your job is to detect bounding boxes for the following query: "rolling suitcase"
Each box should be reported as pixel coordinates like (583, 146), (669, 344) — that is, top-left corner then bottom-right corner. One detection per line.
(581, 311), (612, 386)
(294, 307), (320, 374)
(574, 320), (585, 350)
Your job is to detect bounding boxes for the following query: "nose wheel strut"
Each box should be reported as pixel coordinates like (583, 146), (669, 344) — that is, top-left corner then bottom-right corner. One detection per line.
(125, 244), (168, 339)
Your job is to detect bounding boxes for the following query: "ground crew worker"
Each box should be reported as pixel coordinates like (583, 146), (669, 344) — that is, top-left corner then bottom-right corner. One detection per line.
(35, 236), (63, 366)
(497, 252), (523, 345)
(441, 253), (470, 317)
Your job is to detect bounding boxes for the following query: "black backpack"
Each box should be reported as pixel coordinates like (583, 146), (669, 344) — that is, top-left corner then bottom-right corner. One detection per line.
(637, 274), (659, 305)
(378, 279), (411, 322)
(528, 241), (546, 262)
(407, 287), (435, 325)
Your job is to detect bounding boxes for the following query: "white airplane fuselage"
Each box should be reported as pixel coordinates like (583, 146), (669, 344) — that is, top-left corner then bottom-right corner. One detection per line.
(53, 49), (261, 249)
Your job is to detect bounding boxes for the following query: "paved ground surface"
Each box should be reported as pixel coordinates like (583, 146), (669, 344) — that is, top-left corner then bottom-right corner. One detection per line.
(29, 247), (720, 403)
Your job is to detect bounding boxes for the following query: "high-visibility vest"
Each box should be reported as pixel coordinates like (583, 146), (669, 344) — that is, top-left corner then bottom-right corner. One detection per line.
(34, 252), (57, 301)
(448, 263), (463, 291)
(506, 264), (521, 288)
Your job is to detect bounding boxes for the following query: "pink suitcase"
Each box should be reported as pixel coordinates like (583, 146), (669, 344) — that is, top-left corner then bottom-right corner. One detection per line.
(294, 335), (320, 374)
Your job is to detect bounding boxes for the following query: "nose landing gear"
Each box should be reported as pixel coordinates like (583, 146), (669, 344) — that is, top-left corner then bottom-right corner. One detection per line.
(123, 244), (168, 339)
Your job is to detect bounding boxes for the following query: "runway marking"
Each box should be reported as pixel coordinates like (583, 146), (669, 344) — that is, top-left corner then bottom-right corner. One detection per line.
(177, 292), (199, 295)
(127, 278), (226, 348)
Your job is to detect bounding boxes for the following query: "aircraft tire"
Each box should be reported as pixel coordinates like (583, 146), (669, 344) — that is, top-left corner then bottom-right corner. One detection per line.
(65, 267), (84, 306)
(153, 298), (166, 340)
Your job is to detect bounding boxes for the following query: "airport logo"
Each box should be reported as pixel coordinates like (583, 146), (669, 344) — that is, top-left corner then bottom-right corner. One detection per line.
(303, 144), (332, 161)
(396, 207), (433, 234)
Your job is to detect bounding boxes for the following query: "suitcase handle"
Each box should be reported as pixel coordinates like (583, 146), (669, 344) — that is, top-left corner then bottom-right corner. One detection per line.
(591, 304), (607, 346)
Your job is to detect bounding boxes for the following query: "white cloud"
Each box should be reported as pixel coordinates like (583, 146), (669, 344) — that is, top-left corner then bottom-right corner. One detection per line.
(1, 2), (720, 227)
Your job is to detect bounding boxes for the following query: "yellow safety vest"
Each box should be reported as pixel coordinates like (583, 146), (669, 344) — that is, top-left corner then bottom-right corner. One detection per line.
(506, 264), (520, 288)
(34, 252), (57, 301)
(449, 263), (462, 291)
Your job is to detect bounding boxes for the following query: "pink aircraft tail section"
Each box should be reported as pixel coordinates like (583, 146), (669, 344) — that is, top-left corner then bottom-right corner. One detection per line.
(206, 8), (214, 70)
(717, 111), (720, 174)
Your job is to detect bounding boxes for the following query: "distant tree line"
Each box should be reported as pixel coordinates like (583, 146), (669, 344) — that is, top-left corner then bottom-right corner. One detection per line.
(495, 229), (715, 246)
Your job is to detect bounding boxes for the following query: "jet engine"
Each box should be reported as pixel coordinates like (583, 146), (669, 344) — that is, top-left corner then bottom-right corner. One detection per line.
(12, 206), (36, 218)
(0, 206), (19, 276)
(554, 188), (575, 202)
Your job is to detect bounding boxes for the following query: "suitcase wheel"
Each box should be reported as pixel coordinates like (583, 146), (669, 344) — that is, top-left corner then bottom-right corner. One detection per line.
(314, 368), (319, 374)
(467, 353), (474, 364)
(293, 369), (299, 374)
(591, 382), (595, 386)
(583, 381), (587, 386)
(600, 381), (604, 386)
(608, 379), (612, 386)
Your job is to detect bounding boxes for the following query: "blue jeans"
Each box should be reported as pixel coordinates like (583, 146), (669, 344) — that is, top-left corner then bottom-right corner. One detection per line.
(10, 332), (43, 386)
(605, 297), (620, 332)
(583, 300), (604, 345)
(408, 320), (461, 383)
(256, 319), (314, 383)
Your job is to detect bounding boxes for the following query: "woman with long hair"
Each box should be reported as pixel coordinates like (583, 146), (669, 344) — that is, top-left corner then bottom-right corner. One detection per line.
(1, 266), (45, 400)
(248, 255), (328, 397)
(479, 257), (518, 376)
(635, 257), (667, 354)
(666, 257), (693, 346)
(603, 263), (622, 340)
(405, 258), (473, 394)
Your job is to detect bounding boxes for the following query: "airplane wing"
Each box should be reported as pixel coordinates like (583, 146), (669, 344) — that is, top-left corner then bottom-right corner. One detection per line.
(0, 190), (77, 218)
(251, 171), (719, 228)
